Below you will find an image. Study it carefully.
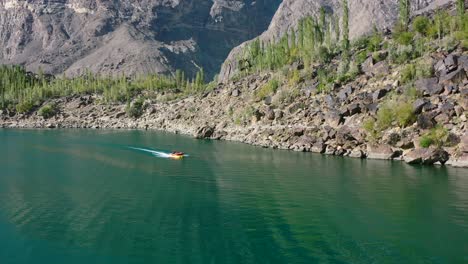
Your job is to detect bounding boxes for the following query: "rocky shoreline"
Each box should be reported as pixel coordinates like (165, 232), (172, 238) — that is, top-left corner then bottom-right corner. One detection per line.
(1, 50), (468, 168)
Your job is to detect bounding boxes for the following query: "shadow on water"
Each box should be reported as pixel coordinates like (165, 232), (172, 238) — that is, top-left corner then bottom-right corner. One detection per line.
(0, 129), (467, 263)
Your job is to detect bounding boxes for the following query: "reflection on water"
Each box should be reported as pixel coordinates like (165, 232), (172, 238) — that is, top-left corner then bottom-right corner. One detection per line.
(0, 129), (467, 264)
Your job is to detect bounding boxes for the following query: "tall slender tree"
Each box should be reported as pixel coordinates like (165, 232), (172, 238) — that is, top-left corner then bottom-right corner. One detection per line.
(399, 0), (411, 30)
(457, 0), (465, 17)
(342, 0), (350, 52)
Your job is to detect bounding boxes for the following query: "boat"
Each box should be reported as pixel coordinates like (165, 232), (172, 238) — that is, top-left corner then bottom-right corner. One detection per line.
(169, 151), (185, 159)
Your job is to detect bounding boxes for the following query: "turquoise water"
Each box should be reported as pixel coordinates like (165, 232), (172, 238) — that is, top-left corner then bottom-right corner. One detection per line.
(0, 129), (467, 263)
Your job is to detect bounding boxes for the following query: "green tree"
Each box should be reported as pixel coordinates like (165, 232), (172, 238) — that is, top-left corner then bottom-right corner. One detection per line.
(342, 0), (350, 52)
(457, 0), (465, 17)
(399, 0), (411, 30)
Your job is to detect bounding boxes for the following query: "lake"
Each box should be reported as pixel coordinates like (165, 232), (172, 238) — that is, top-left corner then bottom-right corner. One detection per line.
(0, 129), (467, 263)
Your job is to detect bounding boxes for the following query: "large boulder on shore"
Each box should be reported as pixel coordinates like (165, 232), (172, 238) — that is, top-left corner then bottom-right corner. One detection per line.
(403, 148), (449, 165)
(195, 126), (214, 139)
(367, 144), (398, 160)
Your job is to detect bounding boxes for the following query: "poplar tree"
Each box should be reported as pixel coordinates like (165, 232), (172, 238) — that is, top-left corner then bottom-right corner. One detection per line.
(399, 0), (411, 30)
(457, 0), (465, 17)
(342, 0), (350, 53)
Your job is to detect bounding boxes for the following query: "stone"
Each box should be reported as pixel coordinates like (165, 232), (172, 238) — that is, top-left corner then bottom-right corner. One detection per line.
(440, 68), (467, 85)
(349, 148), (365, 158)
(439, 102), (454, 115)
(274, 110), (284, 120)
(347, 103), (361, 116)
(444, 54), (458, 71)
(417, 112), (436, 129)
(461, 134), (468, 153)
(403, 148), (449, 165)
(325, 145), (336, 155)
(445, 154), (468, 168)
(367, 144), (397, 160)
(372, 89), (388, 102)
(434, 113), (450, 124)
(195, 126), (214, 139)
(293, 128), (304, 137)
(371, 61), (390, 76)
(361, 57), (374, 75)
(325, 111), (343, 127)
(324, 95), (336, 107)
(412, 99), (427, 114)
(46, 123), (56, 129)
(337, 85), (354, 102)
(415, 78), (443, 95)
(434, 59), (447, 76)
(264, 96), (272, 105)
(311, 143), (325, 153)
(231, 89), (240, 97)
(264, 108), (275, 120)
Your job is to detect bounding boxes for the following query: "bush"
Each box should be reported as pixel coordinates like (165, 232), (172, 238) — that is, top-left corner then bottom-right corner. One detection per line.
(38, 103), (57, 119)
(374, 96), (416, 132)
(317, 46), (332, 63)
(395, 101), (415, 127)
(412, 16), (431, 36)
(419, 125), (449, 148)
(401, 64), (416, 84)
(16, 100), (34, 114)
(368, 33), (383, 52)
(256, 79), (279, 100)
(395, 31), (414, 46)
(126, 98), (146, 118)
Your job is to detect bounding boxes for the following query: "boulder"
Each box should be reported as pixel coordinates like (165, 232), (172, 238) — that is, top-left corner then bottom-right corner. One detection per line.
(440, 68), (467, 84)
(264, 96), (272, 105)
(412, 99), (427, 114)
(417, 112), (436, 129)
(367, 144), (397, 160)
(274, 110), (284, 120)
(195, 126), (214, 139)
(324, 95), (336, 107)
(231, 89), (240, 97)
(325, 111), (343, 127)
(444, 54), (458, 71)
(415, 78), (443, 95)
(264, 107), (275, 120)
(445, 154), (468, 168)
(461, 134), (468, 153)
(325, 145), (336, 155)
(347, 103), (361, 116)
(349, 148), (365, 158)
(337, 86), (354, 102)
(371, 61), (390, 76)
(362, 57), (374, 75)
(311, 143), (325, 153)
(403, 148), (449, 165)
(372, 89), (388, 102)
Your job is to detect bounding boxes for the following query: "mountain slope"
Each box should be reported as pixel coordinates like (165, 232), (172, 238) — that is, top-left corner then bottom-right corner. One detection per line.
(219, 0), (455, 82)
(0, 0), (281, 78)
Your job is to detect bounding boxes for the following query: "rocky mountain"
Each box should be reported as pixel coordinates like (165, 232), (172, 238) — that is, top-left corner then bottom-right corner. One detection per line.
(219, 0), (455, 82)
(0, 0), (281, 78)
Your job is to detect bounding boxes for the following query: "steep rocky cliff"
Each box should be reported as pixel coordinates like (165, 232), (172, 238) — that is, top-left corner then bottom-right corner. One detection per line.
(0, 0), (281, 78)
(219, 0), (455, 82)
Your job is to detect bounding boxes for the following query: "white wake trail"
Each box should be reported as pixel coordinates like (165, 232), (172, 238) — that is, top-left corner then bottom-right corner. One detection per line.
(128, 147), (172, 158)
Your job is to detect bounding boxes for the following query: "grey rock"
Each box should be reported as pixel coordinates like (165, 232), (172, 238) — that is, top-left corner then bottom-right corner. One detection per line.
(440, 68), (467, 84)
(367, 144), (397, 160)
(417, 112), (436, 129)
(311, 143), (325, 154)
(231, 89), (240, 97)
(361, 57), (374, 75)
(325, 111), (343, 127)
(347, 103), (361, 116)
(415, 78), (443, 95)
(404, 148), (449, 165)
(373, 89), (388, 102)
(349, 148), (365, 158)
(325, 145), (336, 155)
(413, 99), (427, 114)
(444, 54), (458, 71)
(445, 154), (468, 168)
(195, 126), (214, 139)
(264, 96), (272, 105)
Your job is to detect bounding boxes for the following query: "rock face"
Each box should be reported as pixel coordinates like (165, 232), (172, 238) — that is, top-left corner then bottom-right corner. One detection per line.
(219, 0), (455, 82)
(0, 0), (281, 78)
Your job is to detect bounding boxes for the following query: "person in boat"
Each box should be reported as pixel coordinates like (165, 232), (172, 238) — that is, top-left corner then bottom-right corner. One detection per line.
(171, 151), (185, 156)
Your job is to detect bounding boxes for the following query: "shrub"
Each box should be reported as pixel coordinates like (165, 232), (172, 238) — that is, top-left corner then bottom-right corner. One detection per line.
(126, 98), (146, 118)
(395, 31), (414, 46)
(412, 16), (431, 36)
(317, 46), (332, 63)
(363, 118), (379, 139)
(38, 103), (57, 119)
(395, 101), (415, 127)
(368, 33), (383, 52)
(401, 64), (416, 84)
(256, 79), (279, 100)
(288, 70), (301, 86)
(376, 104), (394, 130)
(16, 100), (34, 114)
(419, 125), (449, 148)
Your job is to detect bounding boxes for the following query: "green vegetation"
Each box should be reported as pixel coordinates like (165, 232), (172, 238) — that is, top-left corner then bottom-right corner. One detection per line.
(255, 79), (279, 100)
(363, 94), (417, 138)
(419, 125), (449, 148)
(37, 103), (58, 119)
(126, 98), (146, 118)
(0, 65), (209, 112)
(399, 0), (411, 30)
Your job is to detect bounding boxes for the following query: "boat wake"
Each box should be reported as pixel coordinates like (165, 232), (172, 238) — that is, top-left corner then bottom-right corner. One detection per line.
(128, 147), (188, 159)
